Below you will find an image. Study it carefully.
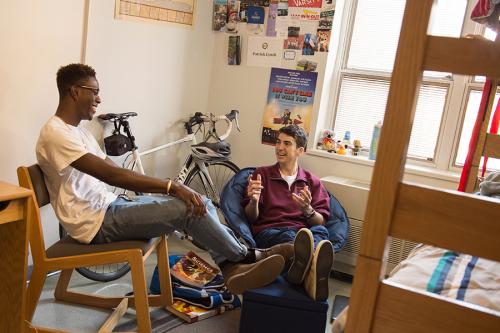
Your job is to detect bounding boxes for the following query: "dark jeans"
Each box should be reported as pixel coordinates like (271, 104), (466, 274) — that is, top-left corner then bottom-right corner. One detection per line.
(254, 225), (329, 249)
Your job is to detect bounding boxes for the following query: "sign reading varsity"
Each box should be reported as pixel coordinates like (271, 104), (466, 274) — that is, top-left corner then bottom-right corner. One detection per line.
(288, 0), (322, 8)
(288, 0), (321, 20)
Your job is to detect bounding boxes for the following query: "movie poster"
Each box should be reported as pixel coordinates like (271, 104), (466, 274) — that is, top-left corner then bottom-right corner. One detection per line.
(262, 68), (318, 145)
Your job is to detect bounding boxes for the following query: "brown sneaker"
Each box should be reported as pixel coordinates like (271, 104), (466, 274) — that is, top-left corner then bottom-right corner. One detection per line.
(257, 243), (294, 263)
(223, 254), (284, 295)
(286, 228), (314, 285)
(304, 240), (334, 301)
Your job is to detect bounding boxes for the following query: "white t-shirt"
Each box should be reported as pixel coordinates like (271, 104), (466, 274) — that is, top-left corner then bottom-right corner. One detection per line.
(282, 172), (297, 188)
(36, 116), (117, 243)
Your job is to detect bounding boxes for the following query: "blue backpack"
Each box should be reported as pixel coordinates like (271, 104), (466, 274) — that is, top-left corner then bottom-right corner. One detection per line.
(150, 255), (241, 309)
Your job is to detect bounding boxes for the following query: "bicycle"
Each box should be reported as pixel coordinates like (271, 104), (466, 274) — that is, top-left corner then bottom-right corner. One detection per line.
(59, 110), (241, 281)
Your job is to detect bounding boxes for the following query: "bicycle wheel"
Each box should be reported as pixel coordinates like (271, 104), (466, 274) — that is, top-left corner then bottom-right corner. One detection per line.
(184, 160), (239, 248)
(59, 224), (131, 282)
(185, 160), (239, 209)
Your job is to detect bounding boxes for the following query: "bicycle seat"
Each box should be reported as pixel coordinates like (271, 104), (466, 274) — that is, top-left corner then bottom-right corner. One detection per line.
(98, 112), (138, 121)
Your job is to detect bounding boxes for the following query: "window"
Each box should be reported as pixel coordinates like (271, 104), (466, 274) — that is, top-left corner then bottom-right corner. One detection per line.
(455, 91), (500, 170)
(455, 27), (499, 171)
(329, 0), (468, 161)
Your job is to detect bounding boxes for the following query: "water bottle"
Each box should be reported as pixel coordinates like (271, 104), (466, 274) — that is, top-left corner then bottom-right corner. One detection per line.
(369, 121), (382, 160)
(341, 131), (351, 147)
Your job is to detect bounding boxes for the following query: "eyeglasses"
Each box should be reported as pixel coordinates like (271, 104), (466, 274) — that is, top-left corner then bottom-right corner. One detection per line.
(77, 85), (100, 96)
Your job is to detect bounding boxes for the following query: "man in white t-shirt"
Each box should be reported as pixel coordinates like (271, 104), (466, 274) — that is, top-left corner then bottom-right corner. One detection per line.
(36, 63), (289, 294)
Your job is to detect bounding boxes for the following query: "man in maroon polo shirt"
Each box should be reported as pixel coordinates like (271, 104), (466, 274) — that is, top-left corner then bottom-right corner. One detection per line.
(242, 125), (334, 301)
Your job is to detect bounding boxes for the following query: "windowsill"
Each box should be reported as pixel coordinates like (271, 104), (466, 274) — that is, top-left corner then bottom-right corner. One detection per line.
(307, 148), (461, 183)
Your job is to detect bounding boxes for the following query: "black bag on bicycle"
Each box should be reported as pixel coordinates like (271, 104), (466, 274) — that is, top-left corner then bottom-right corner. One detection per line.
(104, 133), (133, 156)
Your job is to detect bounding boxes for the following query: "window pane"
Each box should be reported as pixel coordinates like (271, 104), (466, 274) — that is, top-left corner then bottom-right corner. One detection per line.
(455, 90), (500, 170)
(474, 27), (497, 82)
(427, 0), (466, 37)
(408, 84), (447, 160)
(347, 0), (406, 72)
(333, 76), (447, 160)
(424, 0), (467, 78)
(334, 77), (389, 148)
(348, 0), (466, 74)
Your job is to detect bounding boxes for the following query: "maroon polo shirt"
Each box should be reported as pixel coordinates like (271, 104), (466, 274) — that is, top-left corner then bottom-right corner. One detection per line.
(242, 163), (330, 235)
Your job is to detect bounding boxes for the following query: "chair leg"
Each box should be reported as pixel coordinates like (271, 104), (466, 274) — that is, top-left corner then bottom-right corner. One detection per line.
(157, 235), (173, 306)
(54, 269), (73, 301)
(130, 253), (151, 333)
(25, 266), (47, 322)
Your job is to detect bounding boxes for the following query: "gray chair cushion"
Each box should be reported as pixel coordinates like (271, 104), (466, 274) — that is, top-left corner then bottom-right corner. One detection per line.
(46, 236), (157, 259)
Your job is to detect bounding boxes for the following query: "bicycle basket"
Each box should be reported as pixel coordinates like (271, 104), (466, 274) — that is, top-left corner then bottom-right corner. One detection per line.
(104, 133), (133, 156)
(191, 140), (231, 161)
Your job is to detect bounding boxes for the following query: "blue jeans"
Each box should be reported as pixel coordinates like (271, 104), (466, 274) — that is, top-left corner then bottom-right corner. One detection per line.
(254, 225), (329, 249)
(92, 195), (247, 265)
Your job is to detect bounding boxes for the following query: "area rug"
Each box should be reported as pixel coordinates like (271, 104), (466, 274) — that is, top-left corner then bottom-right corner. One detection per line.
(113, 308), (183, 332)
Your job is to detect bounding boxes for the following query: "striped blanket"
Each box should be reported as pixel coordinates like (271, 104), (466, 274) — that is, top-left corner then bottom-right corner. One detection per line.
(332, 245), (500, 333)
(389, 245), (500, 310)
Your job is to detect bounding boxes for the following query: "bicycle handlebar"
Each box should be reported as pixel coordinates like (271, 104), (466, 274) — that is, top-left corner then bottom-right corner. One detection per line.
(184, 110), (240, 140)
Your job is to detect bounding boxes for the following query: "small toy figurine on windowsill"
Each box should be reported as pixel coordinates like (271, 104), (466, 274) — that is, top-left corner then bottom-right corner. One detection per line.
(352, 140), (362, 156)
(319, 129), (335, 151)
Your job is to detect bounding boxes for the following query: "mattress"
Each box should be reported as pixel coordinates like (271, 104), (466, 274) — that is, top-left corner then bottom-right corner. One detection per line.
(332, 244), (500, 332)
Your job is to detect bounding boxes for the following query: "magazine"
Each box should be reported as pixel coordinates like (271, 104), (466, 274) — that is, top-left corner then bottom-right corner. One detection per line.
(167, 300), (235, 323)
(170, 251), (219, 288)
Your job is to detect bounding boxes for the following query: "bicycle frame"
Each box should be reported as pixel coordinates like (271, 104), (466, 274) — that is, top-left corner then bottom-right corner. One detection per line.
(101, 110), (240, 203)
(131, 136), (217, 199)
(131, 133), (196, 177)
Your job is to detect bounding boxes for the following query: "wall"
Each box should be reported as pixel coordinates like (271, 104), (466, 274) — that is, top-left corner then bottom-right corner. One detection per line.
(206, 5), (460, 191)
(0, 0), (216, 261)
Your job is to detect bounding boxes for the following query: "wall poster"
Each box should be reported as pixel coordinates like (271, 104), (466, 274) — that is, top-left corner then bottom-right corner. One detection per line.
(261, 67), (318, 145)
(115, 0), (196, 26)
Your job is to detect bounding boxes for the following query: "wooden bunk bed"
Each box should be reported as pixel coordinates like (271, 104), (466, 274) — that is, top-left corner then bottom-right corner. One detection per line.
(343, 0), (500, 332)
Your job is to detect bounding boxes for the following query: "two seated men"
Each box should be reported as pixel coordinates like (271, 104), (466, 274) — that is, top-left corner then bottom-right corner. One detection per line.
(37, 63), (333, 299)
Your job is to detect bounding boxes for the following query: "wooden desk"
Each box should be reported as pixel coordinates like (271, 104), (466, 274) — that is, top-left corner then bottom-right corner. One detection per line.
(0, 181), (32, 333)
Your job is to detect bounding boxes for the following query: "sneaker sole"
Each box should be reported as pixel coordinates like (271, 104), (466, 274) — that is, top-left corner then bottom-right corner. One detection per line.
(225, 255), (284, 295)
(314, 241), (334, 301)
(287, 229), (314, 284)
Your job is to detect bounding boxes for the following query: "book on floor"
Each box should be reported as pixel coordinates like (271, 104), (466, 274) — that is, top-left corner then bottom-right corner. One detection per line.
(170, 251), (220, 288)
(167, 300), (235, 323)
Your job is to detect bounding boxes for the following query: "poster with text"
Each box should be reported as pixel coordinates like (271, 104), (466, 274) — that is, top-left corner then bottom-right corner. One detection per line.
(288, 0), (321, 20)
(262, 68), (318, 145)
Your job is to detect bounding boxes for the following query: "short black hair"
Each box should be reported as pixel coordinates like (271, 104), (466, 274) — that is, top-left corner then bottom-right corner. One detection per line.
(278, 124), (308, 148)
(56, 63), (96, 99)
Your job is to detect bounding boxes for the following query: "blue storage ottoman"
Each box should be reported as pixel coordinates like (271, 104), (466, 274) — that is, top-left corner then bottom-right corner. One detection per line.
(239, 276), (329, 333)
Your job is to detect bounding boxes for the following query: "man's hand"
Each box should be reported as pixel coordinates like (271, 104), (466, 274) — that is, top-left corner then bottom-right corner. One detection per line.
(292, 185), (313, 215)
(247, 173), (263, 203)
(170, 182), (207, 217)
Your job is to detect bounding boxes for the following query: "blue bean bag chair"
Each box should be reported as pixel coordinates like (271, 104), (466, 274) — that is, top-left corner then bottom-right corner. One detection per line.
(220, 167), (349, 252)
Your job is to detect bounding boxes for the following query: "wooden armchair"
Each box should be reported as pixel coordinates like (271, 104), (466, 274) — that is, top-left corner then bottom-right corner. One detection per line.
(18, 165), (173, 333)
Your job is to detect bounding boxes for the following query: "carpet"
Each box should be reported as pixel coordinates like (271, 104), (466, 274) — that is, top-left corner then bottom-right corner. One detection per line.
(113, 308), (183, 332)
(113, 308), (241, 333)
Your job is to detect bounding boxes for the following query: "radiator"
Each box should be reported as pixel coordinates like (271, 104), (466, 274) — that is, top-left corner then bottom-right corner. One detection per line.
(321, 176), (418, 276)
